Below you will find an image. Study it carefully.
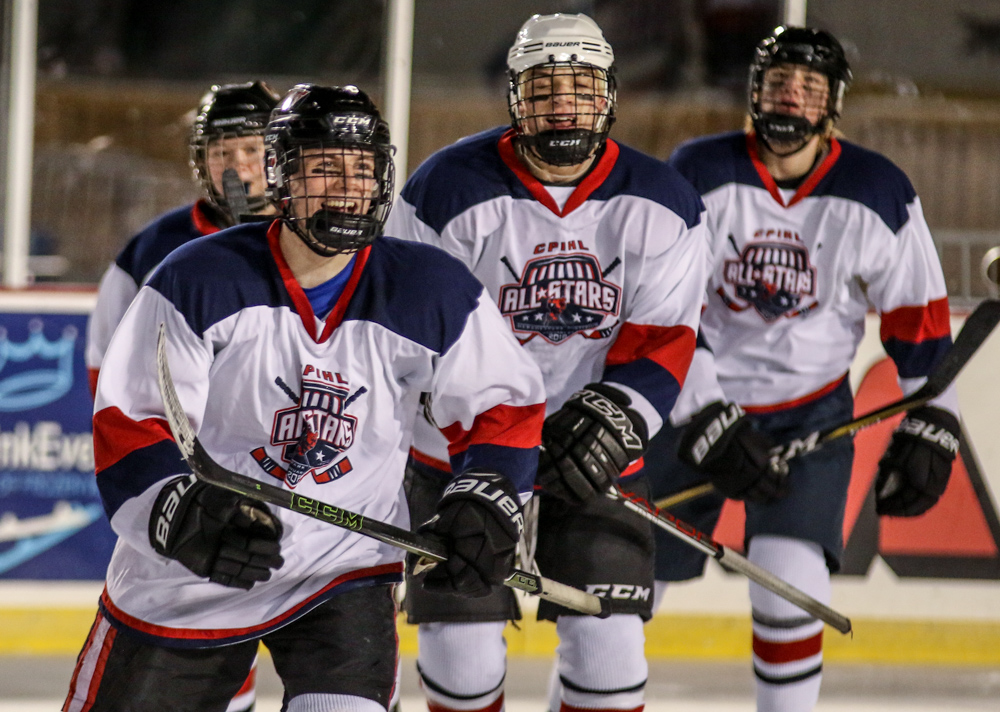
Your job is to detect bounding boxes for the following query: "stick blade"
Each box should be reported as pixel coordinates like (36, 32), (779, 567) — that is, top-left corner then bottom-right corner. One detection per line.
(923, 298), (1000, 397)
(221, 168), (250, 224)
(155, 323), (197, 461)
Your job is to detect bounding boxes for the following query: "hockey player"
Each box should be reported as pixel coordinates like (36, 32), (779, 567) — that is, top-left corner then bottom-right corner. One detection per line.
(64, 84), (546, 712)
(644, 26), (961, 711)
(385, 14), (709, 712)
(86, 80), (280, 396)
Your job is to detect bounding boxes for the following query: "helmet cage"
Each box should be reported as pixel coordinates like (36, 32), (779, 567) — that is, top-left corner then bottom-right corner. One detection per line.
(267, 101), (395, 257)
(189, 82), (278, 221)
(748, 28), (852, 152)
(508, 61), (617, 167)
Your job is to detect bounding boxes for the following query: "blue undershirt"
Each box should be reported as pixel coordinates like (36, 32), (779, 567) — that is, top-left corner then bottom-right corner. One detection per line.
(302, 255), (357, 319)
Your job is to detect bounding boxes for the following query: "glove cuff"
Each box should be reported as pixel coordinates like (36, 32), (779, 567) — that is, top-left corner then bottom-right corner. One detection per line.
(149, 474), (202, 555)
(678, 401), (746, 468)
(564, 383), (649, 458)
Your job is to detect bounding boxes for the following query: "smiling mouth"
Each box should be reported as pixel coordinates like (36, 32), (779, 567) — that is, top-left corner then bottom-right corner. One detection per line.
(325, 199), (361, 214)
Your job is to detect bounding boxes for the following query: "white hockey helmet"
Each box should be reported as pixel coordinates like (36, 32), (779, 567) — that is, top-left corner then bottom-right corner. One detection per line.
(506, 14), (617, 167)
(507, 13), (614, 74)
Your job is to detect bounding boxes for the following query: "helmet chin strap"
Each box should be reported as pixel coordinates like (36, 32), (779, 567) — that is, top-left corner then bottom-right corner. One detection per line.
(516, 141), (595, 184)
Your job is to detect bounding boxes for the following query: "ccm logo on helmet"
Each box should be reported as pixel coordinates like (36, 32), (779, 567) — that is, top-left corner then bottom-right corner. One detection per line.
(152, 474), (197, 549)
(690, 403), (744, 464)
(443, 476), (525, 535)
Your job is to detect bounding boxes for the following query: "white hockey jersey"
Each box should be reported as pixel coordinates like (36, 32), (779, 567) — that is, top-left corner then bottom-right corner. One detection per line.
(86, 201), (221, 394)
(386, 127), (710, 465)
(92, 220), (545, 646)
(668, 131), (954, 417)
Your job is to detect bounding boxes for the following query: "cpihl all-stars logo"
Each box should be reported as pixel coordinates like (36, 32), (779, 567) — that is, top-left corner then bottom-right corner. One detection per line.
(720, 231), (818, 321)
(250, 365), (366, 487)
(499, 253), (621, 344)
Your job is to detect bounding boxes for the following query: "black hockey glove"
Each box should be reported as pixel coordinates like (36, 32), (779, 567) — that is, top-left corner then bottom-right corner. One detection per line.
(417, 471), (523, 598)
(875, 406), (960, 517)
(149, 474), (284, 590)
(678, 401), (788, 503)
(537, 383), (649, 504)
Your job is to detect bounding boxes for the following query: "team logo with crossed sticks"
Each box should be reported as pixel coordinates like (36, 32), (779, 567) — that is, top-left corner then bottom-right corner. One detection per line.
(251, 368), (365, 487)
(499, 254), (622, 344)
(720, 239), (818, 321)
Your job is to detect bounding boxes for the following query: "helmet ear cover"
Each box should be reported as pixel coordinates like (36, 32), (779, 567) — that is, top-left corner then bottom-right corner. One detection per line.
(505, 13), (617, 167)
(265, 84), (395, 257)
(748, 26), (852, 154)
(189, 81), (280, 222)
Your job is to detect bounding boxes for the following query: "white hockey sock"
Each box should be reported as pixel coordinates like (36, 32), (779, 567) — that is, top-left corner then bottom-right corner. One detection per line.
(417, 621), (507, 712)
(554, 614), (647, 712)
(748, 535), (829, 712)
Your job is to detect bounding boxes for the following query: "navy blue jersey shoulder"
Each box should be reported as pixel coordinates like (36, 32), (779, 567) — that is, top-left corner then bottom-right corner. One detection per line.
(114, 204), (207, 288)
(148, 222), (292, 337)
(590, 141), (704, 228)
(344, 236), (484, 355)
(813, 140), (916, 234)
(667, 131), (760, 197)
(400, 126), (533, 234)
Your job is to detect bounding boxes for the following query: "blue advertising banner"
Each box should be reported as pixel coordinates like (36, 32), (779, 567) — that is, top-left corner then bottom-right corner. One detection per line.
(0, 311), (116, 579)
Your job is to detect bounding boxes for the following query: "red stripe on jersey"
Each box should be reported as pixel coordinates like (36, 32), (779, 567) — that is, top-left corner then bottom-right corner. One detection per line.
(92, 406), (173, 474)
(753, 630), (823, 664)
(100, 563), (403, 642)
(428, 693), (505, 712)
(880, 298), (951, 343)
(191, 200), (224, 235)
(497, 130), (620, 218)
(410, 447), (452, 473)
(605, 322), (697, 388)
(742, 374), (847, 414)
(87, 367), (99, 399)
(266, 220), (372, 343)
(560, 703), (643, 712)
(63, 612), (103, 711)
(746, 133), (842, 209)
(441, 402), (545, 457)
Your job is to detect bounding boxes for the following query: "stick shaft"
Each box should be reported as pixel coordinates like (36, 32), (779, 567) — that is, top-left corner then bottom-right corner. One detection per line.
(612, 490), (852, 634)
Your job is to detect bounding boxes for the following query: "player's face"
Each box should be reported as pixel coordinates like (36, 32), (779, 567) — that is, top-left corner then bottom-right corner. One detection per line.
(759, 64), (830, 126)
(287, 147), (379, 220)
(207, 135), (267, 201)
(515, 65), (609, 135)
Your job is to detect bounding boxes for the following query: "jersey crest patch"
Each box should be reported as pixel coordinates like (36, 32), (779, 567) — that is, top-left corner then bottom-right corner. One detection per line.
(721, 239), (818, 321)
(251, 369), (365, 487)
(499, 254), (622, 344)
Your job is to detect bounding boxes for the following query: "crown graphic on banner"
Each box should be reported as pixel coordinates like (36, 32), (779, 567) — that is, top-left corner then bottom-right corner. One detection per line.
(0, 320), (77, 412)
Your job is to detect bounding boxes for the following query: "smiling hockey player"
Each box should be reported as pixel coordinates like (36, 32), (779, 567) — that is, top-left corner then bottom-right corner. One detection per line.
(386, 13), (710, 712)
(64, 84), (546, 712)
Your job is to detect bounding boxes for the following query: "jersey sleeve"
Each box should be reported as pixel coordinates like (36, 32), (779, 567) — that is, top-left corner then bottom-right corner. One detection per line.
(384, 176), (482, 268)
(425, 292), (546, 495)
(86, 261), (140, 396)
(858, 195), (958, 416)
(92, 285), (214, 556)
(601, 208), (711, 436)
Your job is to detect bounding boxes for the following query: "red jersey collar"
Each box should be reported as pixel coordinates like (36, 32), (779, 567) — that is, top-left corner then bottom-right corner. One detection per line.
(497, 129), (620, 217)
(191, 200), (224, 235)
(746, 132), (841, 209)
(266, 220), (371, 343)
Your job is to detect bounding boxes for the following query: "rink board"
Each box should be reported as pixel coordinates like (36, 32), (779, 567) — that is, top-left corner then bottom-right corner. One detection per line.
(1, 291), (999, 663)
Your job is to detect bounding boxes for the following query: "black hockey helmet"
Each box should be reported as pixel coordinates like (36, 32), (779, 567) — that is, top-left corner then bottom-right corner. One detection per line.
(189, 81), (280, 220)
(265, 84), (395, 256)
(506, 13), (617, 167)
(748, 26), (852, 153)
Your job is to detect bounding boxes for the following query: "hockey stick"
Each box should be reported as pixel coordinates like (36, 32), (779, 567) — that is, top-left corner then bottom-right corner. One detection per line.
(154, 324), (608, 618)
(607, 486), (853, 634)
(655, 298), (1000, 510)
(222, 168), (250, 224)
